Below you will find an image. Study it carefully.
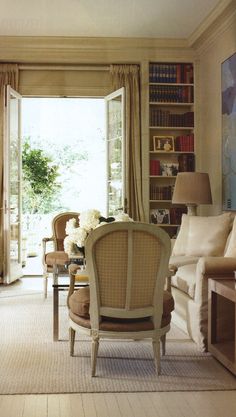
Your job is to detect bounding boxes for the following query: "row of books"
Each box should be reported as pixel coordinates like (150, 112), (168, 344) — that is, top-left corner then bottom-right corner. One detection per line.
(150, 207), (187, 225)
(149, 63), (194, 84)
(150, 185), (173, 200)
(149, 85), (194, 103)
(178, 154), (195, 172)
(150, 155), (195, 176)
(150, 109), (194, 127)
(174, 134), (194, 152)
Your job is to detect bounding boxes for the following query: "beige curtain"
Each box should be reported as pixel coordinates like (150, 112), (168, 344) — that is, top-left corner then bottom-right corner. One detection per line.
(0, 64), (19, 278)
(110, 64), (145, 221)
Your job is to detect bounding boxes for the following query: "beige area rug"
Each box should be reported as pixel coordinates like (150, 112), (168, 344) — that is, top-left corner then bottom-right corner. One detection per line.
(0, 293), (236, 394)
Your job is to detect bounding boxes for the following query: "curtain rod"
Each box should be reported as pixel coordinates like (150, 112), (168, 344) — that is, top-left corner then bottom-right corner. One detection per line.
(19, 64), (110, 71)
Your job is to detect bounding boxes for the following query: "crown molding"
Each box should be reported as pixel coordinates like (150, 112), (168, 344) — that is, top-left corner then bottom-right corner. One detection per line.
(188, 0), (236, 49)
(0, 36), (189, 64)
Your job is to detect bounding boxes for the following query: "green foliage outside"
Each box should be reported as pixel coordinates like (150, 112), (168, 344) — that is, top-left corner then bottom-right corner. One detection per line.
(22, 137), (89, 215)
(22, 139), (61, 214)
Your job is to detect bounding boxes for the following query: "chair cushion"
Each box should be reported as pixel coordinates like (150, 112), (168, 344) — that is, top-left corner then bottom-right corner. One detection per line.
(69, 286), (90, 318)
(45, 251), (69, 266)
(171, 263), (197, 299)
(69, 287), (174, 331)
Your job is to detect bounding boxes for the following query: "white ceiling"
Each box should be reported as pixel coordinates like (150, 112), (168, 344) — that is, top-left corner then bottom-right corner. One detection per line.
(0, 0), (224, 39)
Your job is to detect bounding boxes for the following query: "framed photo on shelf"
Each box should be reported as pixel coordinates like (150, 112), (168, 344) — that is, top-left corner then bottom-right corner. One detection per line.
(150, 209), (170, 225)
(153, 136), (174, 152)
(161, 162), (179, 177)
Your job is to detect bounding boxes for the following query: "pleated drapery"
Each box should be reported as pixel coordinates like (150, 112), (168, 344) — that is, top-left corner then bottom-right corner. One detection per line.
(0, 64), (19, 277)
(110, 64), (145, 221)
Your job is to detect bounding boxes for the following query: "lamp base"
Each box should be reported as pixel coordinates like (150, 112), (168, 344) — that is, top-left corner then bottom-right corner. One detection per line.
(187, 204), (197, 216)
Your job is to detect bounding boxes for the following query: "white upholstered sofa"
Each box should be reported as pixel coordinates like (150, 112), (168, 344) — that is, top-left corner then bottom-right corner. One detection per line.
(169, 212), (236, 351)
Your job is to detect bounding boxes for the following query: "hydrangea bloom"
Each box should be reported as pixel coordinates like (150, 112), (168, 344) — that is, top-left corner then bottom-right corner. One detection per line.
(64, 209), (133, 256)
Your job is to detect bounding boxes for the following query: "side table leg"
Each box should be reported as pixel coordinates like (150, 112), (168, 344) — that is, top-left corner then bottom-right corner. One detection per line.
(53, 285), (59, 341)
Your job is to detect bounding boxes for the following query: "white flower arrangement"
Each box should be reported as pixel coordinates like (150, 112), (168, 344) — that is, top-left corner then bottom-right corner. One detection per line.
(64, 209), (133, 256)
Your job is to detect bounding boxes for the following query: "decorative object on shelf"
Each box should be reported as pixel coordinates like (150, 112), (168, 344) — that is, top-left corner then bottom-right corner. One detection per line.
(64, 209), (133, 256)
(153, 135), (174, 152)
(172, 172), (212, 216)
(161, 163), (179, 177)
(150, 209), (170, 224)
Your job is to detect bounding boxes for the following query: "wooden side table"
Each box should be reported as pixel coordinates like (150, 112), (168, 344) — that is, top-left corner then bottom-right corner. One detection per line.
(208, 278), (236, 375)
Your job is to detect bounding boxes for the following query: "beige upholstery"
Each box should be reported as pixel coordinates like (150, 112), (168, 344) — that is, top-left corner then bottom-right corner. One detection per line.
(68, 222), (174, 376)
(170, 212), (236, 351)
(42, 212), (79, 298)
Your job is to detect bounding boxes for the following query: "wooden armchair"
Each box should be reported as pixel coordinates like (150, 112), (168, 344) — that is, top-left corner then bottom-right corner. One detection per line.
(42, 212), (79, 298)
(68, 222), (174, 376)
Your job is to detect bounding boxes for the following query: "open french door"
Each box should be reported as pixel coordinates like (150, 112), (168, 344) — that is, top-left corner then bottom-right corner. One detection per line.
(105, 87), (126, 216)
(3, 85), (23, 283)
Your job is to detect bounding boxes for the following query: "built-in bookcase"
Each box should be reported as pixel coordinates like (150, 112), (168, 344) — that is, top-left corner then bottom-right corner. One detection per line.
(149, 62), (195, 237)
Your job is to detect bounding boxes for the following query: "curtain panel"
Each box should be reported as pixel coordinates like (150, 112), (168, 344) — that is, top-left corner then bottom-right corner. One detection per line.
(0, 64), (19, 278)
(110, 64), (145, 221)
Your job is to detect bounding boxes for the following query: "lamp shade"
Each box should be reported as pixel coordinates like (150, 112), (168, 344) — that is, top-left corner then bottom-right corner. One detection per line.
(172, 172), (212, 205)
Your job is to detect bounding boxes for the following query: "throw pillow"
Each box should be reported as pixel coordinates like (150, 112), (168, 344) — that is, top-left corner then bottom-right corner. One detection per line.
(186, 213), (231, 257)
(172, 214), (190, 256)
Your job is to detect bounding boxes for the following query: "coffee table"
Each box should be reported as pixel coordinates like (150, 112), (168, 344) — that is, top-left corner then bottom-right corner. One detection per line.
(208, 277), (236, 375)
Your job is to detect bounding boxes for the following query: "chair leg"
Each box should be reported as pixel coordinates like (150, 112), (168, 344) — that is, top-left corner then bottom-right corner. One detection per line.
(152, 338), (161, 375)
(43, 273), (48, 299)
(53, 264), (58, 286)
(161, 334), (166, 356)
(69, 327), (76, 356)
(91, 337), (99, 377)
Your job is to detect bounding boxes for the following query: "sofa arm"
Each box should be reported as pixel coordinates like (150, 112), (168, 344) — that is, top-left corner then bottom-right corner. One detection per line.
(197, 256), (236, 276)
(195, 256), (236, 304)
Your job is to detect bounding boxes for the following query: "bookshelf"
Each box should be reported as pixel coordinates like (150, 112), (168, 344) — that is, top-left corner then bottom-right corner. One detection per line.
(149, 62), (195, 237)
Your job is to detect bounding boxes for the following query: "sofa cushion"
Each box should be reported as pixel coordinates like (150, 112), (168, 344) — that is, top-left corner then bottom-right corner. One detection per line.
(186, 213), (231, 257)
(172, 213), (232, 257)
(171, 263), (197, 299)
(172, 214), (190, 256)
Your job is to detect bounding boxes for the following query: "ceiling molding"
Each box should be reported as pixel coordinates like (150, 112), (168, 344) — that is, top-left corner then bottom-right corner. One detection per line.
(0, 36), (190, 64)
(188, 0), (235, 48)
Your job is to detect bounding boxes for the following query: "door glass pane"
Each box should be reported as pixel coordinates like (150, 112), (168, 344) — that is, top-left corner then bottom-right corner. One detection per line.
(9, 94), (21, 268)
(4, 87), (22, 283)
(105, 88), (125, 216)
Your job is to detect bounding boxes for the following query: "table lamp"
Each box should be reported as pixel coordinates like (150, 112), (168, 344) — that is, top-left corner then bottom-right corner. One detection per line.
(172, 172), (212, 216)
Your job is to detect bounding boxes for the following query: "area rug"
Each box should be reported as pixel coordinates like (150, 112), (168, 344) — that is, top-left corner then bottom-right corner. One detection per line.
(0, 293), (236, 394)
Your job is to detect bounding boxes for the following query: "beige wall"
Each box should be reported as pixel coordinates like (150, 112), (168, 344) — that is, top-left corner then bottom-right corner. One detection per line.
(196, 13), (236, 215)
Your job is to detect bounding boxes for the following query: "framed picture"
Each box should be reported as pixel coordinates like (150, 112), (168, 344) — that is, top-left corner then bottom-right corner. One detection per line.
(222, 52), (236, 210)
(161, 162), (179, 177)
(153, 136), (174, 152)
(150, 209), (170, 225)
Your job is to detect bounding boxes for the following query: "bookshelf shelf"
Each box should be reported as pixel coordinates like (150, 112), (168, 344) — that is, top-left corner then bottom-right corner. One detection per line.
(150, 175), (176, 179)
(150, 102), (194, 106)
(149, 151), (194, 154)
(150, 199), (172, 203)
(149, 61), (195, 237)
(149, 83), (194, 87)
(150, 126), (194, 130)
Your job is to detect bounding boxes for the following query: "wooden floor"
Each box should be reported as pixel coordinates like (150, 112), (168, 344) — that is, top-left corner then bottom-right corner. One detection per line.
(0, 391), (236, 417)
(1, 278), (236, 417)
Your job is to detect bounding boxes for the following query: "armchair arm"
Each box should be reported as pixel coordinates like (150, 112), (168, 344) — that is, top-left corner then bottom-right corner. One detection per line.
(67, 263), (78, 308)
(42, 236), (55, 265)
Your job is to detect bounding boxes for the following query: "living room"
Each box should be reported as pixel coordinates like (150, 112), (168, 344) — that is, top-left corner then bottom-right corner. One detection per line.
(0, 0), (236, 416)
